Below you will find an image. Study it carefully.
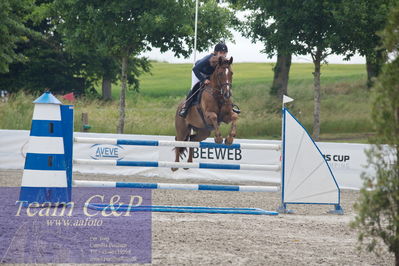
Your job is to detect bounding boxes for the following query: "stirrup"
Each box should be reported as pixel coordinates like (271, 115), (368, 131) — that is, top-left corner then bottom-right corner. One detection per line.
(232, 104), (241, 114)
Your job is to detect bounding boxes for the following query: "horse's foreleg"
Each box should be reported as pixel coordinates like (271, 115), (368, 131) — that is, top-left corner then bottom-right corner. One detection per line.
(172, 146), (181, 172)
(225, 112), (238, 145)
(188, 147), (194, 163)
(205, 111), (222, 144)
(183, 147), (194, 170)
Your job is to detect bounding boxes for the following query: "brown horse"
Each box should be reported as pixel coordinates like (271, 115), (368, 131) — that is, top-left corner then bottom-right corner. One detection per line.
(173, 55), (238, 171)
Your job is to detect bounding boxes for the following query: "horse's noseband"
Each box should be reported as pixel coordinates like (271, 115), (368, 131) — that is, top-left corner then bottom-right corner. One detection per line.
(215, 64), (232, 100)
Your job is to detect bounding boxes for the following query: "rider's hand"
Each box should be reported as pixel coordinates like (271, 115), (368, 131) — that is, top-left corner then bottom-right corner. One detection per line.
(204, 79), (210, 85)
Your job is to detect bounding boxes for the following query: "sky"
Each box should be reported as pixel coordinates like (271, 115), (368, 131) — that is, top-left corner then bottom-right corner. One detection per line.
(140, 28), (366, 65)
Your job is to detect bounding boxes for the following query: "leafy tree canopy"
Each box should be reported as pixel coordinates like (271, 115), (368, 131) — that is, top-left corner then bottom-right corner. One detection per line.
(0, 0), (39, 73)
(53, 0), (233, 60)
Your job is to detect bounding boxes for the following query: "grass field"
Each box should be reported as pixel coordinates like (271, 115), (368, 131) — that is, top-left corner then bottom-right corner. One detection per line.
(0, 62), (373, 142)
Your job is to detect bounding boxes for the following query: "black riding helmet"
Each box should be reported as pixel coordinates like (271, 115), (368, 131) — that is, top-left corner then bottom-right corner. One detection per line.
(214, 42), (228, 53)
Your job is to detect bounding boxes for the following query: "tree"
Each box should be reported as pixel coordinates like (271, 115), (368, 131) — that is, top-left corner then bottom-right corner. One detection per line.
(54, 0), (233, 133)
(293, 0), (358, 140)
(231, 0), (304, 100)
(233, 0), (354, 140)
(0, 1), (89, 95)
(352, 4), (399, 265)
(335, 0), (393, 88)
(0, 0), (38, 73)
(0, 34), (88, 95)
(66, 47), (121, 101)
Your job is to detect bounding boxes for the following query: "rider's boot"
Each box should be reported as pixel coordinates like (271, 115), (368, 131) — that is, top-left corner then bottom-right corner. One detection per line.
(179, 82), (204, 118)
(179, 90), (194, 117)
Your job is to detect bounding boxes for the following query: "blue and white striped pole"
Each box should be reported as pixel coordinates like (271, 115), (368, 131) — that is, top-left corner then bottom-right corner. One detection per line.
(74, 180), (279, 192)
(19, 92), (70, 205)
(74, 137), (281, 150)
(73, 159), (281, 172)
(86, 203), (279, 215)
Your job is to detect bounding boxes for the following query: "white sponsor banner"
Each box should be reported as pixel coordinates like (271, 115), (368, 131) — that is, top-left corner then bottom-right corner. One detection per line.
(73, 132), (281, 184)
(0, 129), (372, 189)
(0, 130), (30, 169)
(317, 142), (371, 190)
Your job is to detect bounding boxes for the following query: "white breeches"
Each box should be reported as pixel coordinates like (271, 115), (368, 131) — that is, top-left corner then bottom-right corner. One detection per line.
(190, 71), (201, 90)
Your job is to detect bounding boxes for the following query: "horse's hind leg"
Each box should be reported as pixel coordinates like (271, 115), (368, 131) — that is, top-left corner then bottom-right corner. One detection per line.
(173, 116), (190, 172)
(225, 112), (238, 145)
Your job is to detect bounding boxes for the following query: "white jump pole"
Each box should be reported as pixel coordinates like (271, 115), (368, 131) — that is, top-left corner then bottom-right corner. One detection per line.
(74, 137), (281, 150)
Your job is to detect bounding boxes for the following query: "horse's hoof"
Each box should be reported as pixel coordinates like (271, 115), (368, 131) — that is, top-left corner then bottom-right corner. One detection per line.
(224, 137), (233, 145)
(215, 137), (223, 144)
(171, 167), (178, 172)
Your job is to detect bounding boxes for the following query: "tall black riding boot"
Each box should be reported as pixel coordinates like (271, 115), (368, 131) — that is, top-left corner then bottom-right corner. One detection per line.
(179, 83), (203, 117)
(179, 89), (195, 117)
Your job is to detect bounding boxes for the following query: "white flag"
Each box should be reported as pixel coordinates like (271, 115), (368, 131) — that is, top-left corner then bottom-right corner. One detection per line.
(283, 95), (294, 104)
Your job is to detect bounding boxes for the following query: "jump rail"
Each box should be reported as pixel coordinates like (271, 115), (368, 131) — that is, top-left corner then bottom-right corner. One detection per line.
(73, 159), (281, 171)
(73, 180), (279, 192)
(74, 137), (281, 151)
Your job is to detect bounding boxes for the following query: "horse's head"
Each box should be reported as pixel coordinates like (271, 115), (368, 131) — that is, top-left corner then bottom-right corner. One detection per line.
(210, 56), (233, 100)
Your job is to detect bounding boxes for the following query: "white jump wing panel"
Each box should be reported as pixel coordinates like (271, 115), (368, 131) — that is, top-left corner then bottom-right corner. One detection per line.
(282, 109), (340, 204)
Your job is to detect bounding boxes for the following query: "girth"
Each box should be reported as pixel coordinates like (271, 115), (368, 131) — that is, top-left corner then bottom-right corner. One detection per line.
(196, 106), (214, 130)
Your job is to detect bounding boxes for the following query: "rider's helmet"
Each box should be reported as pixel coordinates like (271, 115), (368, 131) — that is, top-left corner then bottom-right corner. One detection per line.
(214, 42), (228, 53)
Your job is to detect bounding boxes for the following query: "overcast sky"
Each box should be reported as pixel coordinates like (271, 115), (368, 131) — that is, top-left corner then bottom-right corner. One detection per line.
(141, 29), (366, 65)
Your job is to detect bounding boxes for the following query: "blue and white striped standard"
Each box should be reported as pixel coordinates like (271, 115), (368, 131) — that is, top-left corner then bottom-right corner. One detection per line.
(74, 137), (281, 151)
(73, 159), (281, 172)
(74, 180), (279, 192)
(19, 92), (70, 204)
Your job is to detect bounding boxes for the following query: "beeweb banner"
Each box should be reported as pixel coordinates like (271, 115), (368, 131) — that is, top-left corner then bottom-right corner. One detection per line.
(0, 129), (373, 189)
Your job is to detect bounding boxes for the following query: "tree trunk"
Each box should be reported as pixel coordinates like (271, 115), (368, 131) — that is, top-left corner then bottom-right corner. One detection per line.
(117, 55), (128, 134)
(366, 50), (384, 89)
(102, 77), (112, 101)
(312, 50), (322, 141)
(396, 107), (399, 266)
(271, 52), (292, 100)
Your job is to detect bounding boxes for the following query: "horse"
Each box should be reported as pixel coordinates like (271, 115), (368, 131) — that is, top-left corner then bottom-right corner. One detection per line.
(172, 55), (238, 171)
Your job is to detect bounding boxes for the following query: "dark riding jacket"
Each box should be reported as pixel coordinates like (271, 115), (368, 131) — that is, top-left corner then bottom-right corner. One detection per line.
(192, 54), (215, 82)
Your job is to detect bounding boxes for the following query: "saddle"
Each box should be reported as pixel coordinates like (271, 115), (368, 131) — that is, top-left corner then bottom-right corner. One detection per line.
(191, 82), (205, 106)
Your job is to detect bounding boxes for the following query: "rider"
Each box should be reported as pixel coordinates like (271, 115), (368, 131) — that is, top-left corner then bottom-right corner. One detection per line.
(178, 42), (240, 117)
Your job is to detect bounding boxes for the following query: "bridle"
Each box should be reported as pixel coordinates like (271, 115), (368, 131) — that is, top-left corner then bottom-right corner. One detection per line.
(215, 65), (232, 100)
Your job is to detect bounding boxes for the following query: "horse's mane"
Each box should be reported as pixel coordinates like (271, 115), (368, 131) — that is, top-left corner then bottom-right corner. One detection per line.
(209, 55), (220, 67)
(209, 55), (229, 68)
